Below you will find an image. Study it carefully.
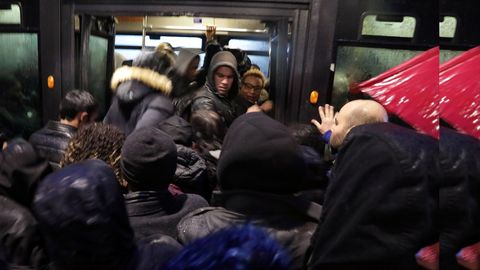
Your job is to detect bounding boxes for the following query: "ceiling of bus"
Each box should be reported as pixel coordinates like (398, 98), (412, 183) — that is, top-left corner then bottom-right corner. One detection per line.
(115, 16), (268, 36)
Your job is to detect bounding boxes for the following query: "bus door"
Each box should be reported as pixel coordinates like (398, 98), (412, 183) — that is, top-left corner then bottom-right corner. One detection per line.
(76, 14), (116, 119)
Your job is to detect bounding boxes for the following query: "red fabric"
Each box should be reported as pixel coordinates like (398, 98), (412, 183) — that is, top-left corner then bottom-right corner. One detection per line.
(439, 46), (480, 139)
(350, 47), (440, 138)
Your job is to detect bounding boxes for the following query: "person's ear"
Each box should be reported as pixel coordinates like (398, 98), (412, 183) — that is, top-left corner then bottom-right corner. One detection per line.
(78, 112), (89, 124)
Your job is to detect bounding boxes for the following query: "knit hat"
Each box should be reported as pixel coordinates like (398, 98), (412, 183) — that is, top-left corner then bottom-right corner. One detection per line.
(217, 112), (306, 194)
(121, 127), (177, 190)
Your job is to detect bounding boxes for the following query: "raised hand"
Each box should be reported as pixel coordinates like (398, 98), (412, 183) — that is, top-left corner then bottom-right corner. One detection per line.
(205, 25), (216, 42)
(311, 104), (336, 134)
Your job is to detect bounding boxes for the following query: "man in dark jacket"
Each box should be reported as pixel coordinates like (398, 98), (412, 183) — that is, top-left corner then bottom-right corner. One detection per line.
(33, 159), (181, 270)
(29, 89), (98, 169)
(121, 126), (208, 240)
(189, 51), (239, 133)
(306, 123), (438, 270)
(177, 112), (322, 270)
(104, 49), (175, 136)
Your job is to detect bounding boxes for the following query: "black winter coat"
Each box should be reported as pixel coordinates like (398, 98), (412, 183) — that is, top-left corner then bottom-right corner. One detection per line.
(29, 121), (76, 169)
(124, 190), (208, 240)
(104, 66), (174, 136)
(177, 190), (321, 270)
(307, 123), (438, 270)
(439, 128), (480, 269)
(0, 196), (49, 269)
(33, 159), (181, 270)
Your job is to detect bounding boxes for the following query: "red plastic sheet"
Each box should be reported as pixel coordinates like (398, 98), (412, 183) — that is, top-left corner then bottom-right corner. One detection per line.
(439, 47), (480, 140)
(350, 47), (440, 139)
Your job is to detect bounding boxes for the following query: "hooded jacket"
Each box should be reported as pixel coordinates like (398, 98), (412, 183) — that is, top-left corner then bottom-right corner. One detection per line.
(171, 49), (200, 97)
(33, 159), (180, 270)
(29, 120), (77, 169)
(190, 51), (239, 127)
(307, 123), (438, 270)
(104, 51), (174, 136)
(171, 49), (201, 120)
(177, 112), (320, 270)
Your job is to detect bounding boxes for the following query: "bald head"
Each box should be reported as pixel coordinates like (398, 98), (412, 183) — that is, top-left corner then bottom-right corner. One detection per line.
(330, 100), (388, 148)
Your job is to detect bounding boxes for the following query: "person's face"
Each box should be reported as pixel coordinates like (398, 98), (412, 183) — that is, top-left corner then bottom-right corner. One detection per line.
(214, 66), (235, 97)
(329, 106), (351, 148)
(240, 75), (263, 104)
(186, 57), (199, 82)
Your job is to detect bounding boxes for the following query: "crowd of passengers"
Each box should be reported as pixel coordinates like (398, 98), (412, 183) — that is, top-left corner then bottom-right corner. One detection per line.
(0, 36), (467, 270)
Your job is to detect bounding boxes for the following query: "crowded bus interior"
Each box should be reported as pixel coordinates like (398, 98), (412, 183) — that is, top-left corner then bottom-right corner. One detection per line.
(0, 0), (479, 269)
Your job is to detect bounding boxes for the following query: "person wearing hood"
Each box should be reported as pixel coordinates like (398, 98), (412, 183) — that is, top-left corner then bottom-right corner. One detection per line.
(170, 49), (201, 119)
(104, 49), (175, 136)
(0, 138), (51, 269)
(33, 159), (181, 270)
(121, 126), (209, 240)
(189, 51), (239, 133)
(177, 112), (322, 270)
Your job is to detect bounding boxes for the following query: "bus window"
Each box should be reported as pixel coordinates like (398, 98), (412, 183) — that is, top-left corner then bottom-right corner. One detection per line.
(153, 36), (202, 49)
(228, 39), (270, 77)
(115, 34), (202, 61)
(0, 3), (21, 24)
(88, 35), (108, 118)
(0, 33), (41, 138)
(331, 46), (423, 109)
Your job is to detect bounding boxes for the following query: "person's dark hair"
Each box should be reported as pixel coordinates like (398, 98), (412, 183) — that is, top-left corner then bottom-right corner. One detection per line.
(225, 48), (251, 77)
(59, 90), (98, 121)
(163, 224), (291, 270)
(190, 110), (225, 154)
(288, 123), (325, 155)
(60, 123), (126, 189)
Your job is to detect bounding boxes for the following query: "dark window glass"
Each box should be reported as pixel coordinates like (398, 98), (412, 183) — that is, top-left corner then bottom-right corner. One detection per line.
(88, 35), (108, 118)
(332, 46), (423, 109)
(0, 33), (41, 138)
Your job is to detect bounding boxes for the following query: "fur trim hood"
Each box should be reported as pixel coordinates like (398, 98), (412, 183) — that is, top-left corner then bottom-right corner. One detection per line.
(111, 66), (172, 95)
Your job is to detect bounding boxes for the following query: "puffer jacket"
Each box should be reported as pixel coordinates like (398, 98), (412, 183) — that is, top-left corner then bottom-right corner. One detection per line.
(104, 65), (174, 136)
(173, 144), (209, 198)
(307, 123), (438, 270)
(29, 121), (76, 169)
(190, 51), (239, 128)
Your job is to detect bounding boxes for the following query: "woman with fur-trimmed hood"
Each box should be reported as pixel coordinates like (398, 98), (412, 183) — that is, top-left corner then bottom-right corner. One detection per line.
(104, 49), (175, 136)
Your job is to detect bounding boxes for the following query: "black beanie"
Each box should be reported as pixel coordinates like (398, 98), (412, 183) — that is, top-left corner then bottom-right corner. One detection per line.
(217, 112), (306, 194)
(121, 127), (177, 191)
